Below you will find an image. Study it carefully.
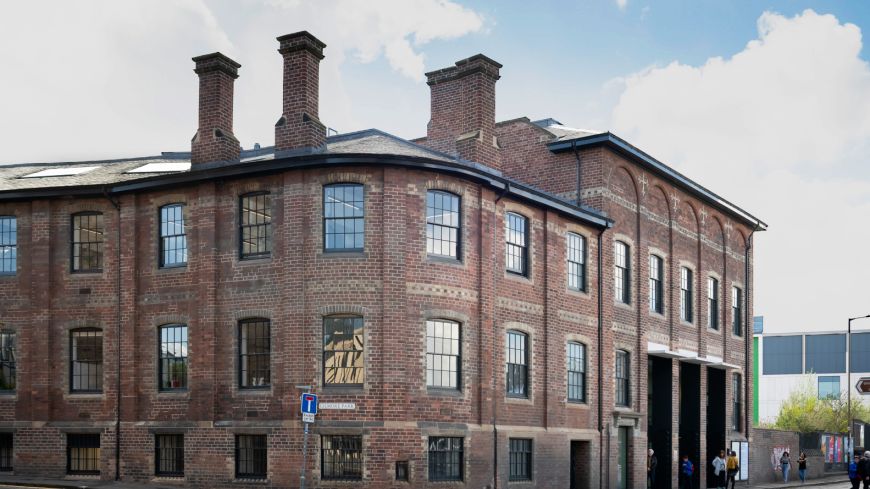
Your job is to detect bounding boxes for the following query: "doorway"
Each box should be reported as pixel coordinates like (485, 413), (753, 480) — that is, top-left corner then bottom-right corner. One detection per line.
(679, 362), (701, 489)
(706, 367), (726, 488)
(617, 427), (631, 489)
(570, 440), (591, 489)
(648, 356), (672, 489)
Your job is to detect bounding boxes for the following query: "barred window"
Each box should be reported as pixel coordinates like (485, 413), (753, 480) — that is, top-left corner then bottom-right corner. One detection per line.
(235, 435), (267, 479)
(505, 212), (528, 276)
(732, 287), (743, 336)
(614, 241), (630, 304)
(506, 331), (528, 398)
(0, 332), (14, 392)
(567, 233), (586, 291)
(71, 212), (104, 272)
(732, 373), (742, 432)
(567, 342), (586, 403)
(158, 325), (188, 391)
(0, 216), (17, 275)
(428, 437), (463, 481)
(426, 190), (460, 258)
(321, 435), (363, 480)
(155, 434), (184, 477)
(240, 193), (271, 259)
(0, 433), (10, 471)
(708, 277), (719, 330)
(70, 329), (102, 392)
(239, 319), (270, 388)
(509, 438), (532, 481)
(426, 319), (460, 389)
(159, 204), (187, 267)
(680, 267), (693, 323)
(67, 433), (100, 475)
(649, 255), (663, 314)
(324, 184), (364, 251)
(323, 316), (364, 386)
(615, 350), (630, 407)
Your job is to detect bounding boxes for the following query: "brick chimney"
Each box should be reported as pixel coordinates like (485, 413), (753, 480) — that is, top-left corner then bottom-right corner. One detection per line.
(191, 52), (241, 165)
(424, 54), (502, 170)
(275, 31), (327, 154)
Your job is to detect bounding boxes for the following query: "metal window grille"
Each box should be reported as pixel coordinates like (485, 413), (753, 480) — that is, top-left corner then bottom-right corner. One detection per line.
(321, 435), (363, 480)
(323, 184), (364, 251)
(155, 434), (184, 476)
(239, 319), (270, 388)
(0, 433), (11, 471)
(0, 332), (15, 392)
(71, 212), (104, 272)
(505, 213), (528, 275)
(428, 437), (463, 481)
(509, 438), (532, 481)
(567, 342), (586, 402)
(680, 267), (693, 323)
(70, 329), (102, 392)
(506, 331), (528, 398)
(732, 374), (742, 432)
(240, 193), (271, 259)
(426, 319), (460, 389)
(615, 350), (630, 407)
(0, 216), (17, 275)
(614, 242), (630, 304)
(158, 325), (188, 391)
(235, 435), (267, 479)
(323, 317), (364, 386)
(426, 190), (460, 259)
(649, 255), (663, 313)
(159, 204), (187, 267)
(732, 287), (743, 336)
(708, 277), (719, 330)
(67, 433), (100, 475)
(567, 233), (586, 291)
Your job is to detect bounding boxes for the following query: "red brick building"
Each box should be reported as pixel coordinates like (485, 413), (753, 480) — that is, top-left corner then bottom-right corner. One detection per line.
(0, 31), (764, 488)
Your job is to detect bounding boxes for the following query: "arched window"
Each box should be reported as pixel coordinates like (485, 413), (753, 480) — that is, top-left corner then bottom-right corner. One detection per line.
(614, 241), (630, 304)
(426, 319), (460, 389)
(506, 330), (528, 398)
(158, 324), (188, 391)
(567, 342), (586, 403)
(426, 190), (461, 259)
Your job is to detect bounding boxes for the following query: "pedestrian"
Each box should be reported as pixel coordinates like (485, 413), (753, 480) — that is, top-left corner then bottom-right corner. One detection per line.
(859, 451), (870, 489)
(647, 448), (657, 488)
(780, 451), (790, 483)
(851, 454), (861, 489)
(797, 452), (807, 483)
(711, 449), (727, 489)
(726, 450), (740, 489)
(679, 454), (694, 489)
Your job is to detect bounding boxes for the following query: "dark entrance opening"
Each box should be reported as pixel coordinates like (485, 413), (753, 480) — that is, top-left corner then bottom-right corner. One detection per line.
(648, 356), (672, 489)
(706, 367), (726, 488)
(617, 426), (631, 489)
(679, 362), (701, 489)
(570, 440), (591, 489)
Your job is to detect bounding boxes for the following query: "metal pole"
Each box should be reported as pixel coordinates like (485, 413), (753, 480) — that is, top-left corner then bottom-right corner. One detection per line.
(301, 422), (310, 489)
(849, 317), (852, 452)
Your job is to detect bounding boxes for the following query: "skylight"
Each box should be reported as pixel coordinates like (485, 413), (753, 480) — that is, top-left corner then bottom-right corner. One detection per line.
(22, 166), (99, 178)
(127, 162), (191, 173)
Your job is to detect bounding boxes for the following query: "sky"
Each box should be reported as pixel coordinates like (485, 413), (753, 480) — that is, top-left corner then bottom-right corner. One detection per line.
(2, 0), (870, 334)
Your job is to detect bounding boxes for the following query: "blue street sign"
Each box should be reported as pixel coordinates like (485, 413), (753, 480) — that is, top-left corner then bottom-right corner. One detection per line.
(301, 393), (318, 415)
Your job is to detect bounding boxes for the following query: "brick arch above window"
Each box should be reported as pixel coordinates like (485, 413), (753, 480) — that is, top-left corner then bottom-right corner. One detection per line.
(422, 309), (470, 325)
(152, 315), (190, 327)
(318, 305), (369, 317)
(233, 310), (273, 321)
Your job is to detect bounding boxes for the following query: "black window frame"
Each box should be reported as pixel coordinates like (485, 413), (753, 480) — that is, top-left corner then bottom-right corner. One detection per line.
(0, 331), (15, 392)
(509, 438), (533, 481)
(321, 434), (363, 481)
(614, 241), (631, 304)
(158, 324), (188, 392)
(567, 341), (586, 403)
(615, 350), (631, 407)
(506, 330), (529, 398)
(70, 328), (103, 393)
(567, 232), (587, 292)
(732, 373), (742, 432)
(155, 434), (184, 477)
(158, 204), (187, 268)
(239, 192), (272, 260)
(428, 436), (463, 481)
(0, 433), (10, 472)
(0, 216), (15, 276)
(67, 433), (100, 475)
(708, 277), (719, 330)
(426, 319), (461, 390)
(505, 212), (529, 276)
(235, 434), (267, 479)
(680, 267), (693, 323)
(70, 211), (104, 273)
(323, 183), (365, 252)
(239, 319), (271, 389)
(426, 190), (461, 259)
(323, 316), (365, 387)
(649, 255), (663, 314)
(732, 286), (743, 336)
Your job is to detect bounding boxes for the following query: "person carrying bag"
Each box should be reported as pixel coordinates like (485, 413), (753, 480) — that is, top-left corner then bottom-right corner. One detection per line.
(726, 450), (739, 489)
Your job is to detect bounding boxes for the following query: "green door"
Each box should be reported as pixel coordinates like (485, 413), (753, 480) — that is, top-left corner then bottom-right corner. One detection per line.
(617, 427), (629, 489)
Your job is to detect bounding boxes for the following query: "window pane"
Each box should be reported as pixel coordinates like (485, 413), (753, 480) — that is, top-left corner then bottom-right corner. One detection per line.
(509, 438), (532, 481)
(240, 319), (271, 388)
(506, 331), (528, 397)
(240, 193), (272, 258)
(615, 350), (630, 407)
(763, 336), (803, 375)
(427, 320), (460, 389)
(0, 332), (15, 392)
(0, 217), (16, 275)
(155, 434), (184, 476)
(159, 204), (187, 267)
(680, 267), (693, 323)
(707, 278), (719, 329)
(324, 184), (365, 251)
(67, 434), (100, 475)
(0, 433), (11, 471)
(732, 287), (743, 336)
(71, 329), (102, 392)
(614, 242), (630, 304)
(72, 213), (104, 272)
(158, 325), (188, 391)
(427, 191), (460, 259)
(505, 213), (528, 275)
(805, 334), (846, 374)
(235, 435), (267, 479)
(321, 435), (363, 480)
(323, 317), (365, 385)
(428, 437), (463, 481)
(567, 233), (586, 291)
(567, 342), (585, 402)
(649, 255), (662, 313)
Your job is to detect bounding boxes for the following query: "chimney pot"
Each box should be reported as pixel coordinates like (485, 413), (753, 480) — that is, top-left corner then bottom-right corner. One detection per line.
(191, 52), (241, 165)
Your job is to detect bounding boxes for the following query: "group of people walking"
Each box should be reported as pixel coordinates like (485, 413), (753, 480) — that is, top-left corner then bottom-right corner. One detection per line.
(777, 451), (808, 483)
(647, 449), (739, 489)
(849, 451), (870, 489)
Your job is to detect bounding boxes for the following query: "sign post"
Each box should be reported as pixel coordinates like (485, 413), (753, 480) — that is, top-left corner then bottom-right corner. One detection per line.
(298, 388), (318, 489)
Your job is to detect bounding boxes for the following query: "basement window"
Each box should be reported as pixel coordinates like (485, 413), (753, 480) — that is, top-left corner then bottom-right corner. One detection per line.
(22, 166), (99, 178)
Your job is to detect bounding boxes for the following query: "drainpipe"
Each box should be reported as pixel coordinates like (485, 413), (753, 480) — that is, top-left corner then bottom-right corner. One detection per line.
(103, 189), (122, 481)
(492, 183), (509, 489)
(597, 227), (605, 489)
(572, 141), (582, 206)
(744, 221), (760, 439)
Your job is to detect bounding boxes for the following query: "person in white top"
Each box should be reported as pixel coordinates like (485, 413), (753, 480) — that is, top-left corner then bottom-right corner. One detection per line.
(711, 450), (728, 489)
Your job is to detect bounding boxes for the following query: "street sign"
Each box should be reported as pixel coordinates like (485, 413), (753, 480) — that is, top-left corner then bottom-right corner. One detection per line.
(856, 378), (870, 395)
(301, 393), (318, 415)
(320, 402), (356, 410)
(302, 412), (315, 424)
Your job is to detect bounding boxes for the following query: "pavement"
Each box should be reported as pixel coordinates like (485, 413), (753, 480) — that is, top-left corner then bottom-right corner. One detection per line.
(738, 473), (849, 488)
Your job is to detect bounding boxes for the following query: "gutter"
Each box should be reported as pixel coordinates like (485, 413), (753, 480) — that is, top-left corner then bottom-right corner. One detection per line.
(492, 184), (509, 489)
(745, 220), (761, 438)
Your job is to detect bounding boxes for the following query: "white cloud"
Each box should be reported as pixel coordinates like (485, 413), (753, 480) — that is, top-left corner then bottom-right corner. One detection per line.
(608, 9), (870, 332)
(616, 0), (628, 11)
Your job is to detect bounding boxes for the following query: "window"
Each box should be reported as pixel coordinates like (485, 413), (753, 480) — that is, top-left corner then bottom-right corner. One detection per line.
(732, 286), (743, 336)
(615, 350), (630, 407)
(806, 334), (846, 374)
(851, 333), (870, 373)
(235, 435), (267, 479)
(323, 316), (364, 386)
(649, 255), (663, 313)
(505, 213), (528, 276)
(0, 433), (10, 471)
(426, 190), (460, 258)
(567, 233), (586, 291)
(509, 438), (532, 481)
(567, 342), (586, 403)
(0, 332), (14, 392)
(614, 241), (630, 304)
(324, 184), (364, 251)
(818, 376), (841, 400)
(158, 325), (188, 391)
(67, 433), (100, 475)
(239, 319), (271, 388)
(708, 277), (719, 330)
(680, 267), (693, 323)
(155, 434), (184, 477)
(71, 212), (104, 272)
(159, 204), (187, 267)
(70, 329), (102, 392)
(0, 216), (16, 275)
(239, 192), (271, 259)
(426, 319), (460, 389)
(763, 336), (803, 375)
(395, 461), (409, 481)
(506, 331), (528, 398)
(732, 374), (742, 432)
(428, 437), (463, 481)
(321, 435), (363, 480)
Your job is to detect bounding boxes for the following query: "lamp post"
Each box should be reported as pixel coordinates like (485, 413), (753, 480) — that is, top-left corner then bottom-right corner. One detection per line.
(848, 315), (870, 454)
